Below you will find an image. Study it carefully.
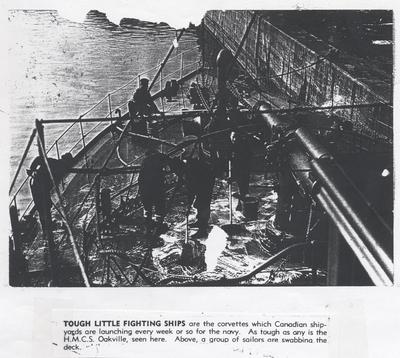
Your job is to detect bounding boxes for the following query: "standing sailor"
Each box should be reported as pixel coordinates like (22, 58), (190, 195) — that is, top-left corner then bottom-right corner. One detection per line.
(228, 99), (253, 210)
(27, 153), (73, 229)
(138, 146), (170, 240)
(188, 82), (201, 109)
(179, 144), (216, 239)
(230, 131), (253, 210)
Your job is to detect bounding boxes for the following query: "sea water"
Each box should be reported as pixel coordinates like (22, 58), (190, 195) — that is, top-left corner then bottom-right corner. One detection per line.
(8, 9), (198, 205)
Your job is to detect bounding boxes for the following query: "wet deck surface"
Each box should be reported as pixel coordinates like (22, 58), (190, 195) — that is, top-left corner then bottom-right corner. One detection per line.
(24, 170), (322, 286)
(81, 172), (324, 287)
(21, 67), (327, 287)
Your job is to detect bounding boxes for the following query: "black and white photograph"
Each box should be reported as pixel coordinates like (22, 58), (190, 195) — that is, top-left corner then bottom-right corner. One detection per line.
(7, 7), (394, 288)
(2, 1), (400, 357)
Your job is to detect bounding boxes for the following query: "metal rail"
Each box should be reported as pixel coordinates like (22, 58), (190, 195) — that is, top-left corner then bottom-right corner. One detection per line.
(9, 100), (388, 215)
(258, 103), (393, 285)
(9, 42), (200, 219)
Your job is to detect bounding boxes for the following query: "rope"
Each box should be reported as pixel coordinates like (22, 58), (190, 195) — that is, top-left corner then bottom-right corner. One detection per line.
(124, 130), (179, 148)
(36, 129), (90, 287)
(116, 143), (129, 167)
(226, 82), (253, 110)
(104, 252), (154, 285)
(305, 203), (313, 242)
(131, 246), (153, 285)
(194, 82), (211, 113)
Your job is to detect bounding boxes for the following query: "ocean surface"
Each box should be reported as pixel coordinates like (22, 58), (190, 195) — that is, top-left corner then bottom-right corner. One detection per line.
(8, 10), (199, 205)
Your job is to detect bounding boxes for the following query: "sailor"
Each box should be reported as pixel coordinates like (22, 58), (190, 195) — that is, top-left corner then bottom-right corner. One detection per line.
(137, 146), (170, 237)
(325, 118), (353, 150)
(27, 153), (74, 228)
(187, 82), (210, 109)
(226, 96), (242, 124)
(227, 99), (254, 209)
(179, 143), (216, 239)
(211, 86), (233, 117)
(165, 81), (173, 101)
(130, 78), (160, 118)
(188, 82), (201, 109)
(206, 90), (236, 178)
(229, 131), (253, 210)
(164, 79), (179, 101)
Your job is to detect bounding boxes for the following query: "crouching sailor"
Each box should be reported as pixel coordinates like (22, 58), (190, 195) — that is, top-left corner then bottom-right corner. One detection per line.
(128, 78), (160, 134)
(131, 78), (160, 116)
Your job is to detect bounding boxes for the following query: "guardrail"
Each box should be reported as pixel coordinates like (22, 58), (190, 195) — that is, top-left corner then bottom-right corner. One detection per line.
(259, 103), (393, 285)
(9, 45), (201, 220)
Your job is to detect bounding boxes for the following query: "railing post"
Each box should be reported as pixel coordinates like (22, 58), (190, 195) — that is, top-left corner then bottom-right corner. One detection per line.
(108, 93), (113, 125)
(36, 119), (45, 159)
(160, 66), (163, 92)
(180, 52), (184, 79)
(180, 83), (186, 109)
(79, 118), (90, 183)
(79, 121), (87, 150)
(55, 141), (65, 189)
(55, 140), (60, 160)
(94, 176), (102, 242)
(35, 119), (59, 286)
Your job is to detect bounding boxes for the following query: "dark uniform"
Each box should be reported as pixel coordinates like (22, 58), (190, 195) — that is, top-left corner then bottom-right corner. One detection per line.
(184, 157), (215, 238)
(131, 78), (159, 117)
(212, 87), (233, 116)
(28, 154), (73, 228)
(138, 149), (169, 228)
(188, 83), (201, 108)
(188, 82), (210, 110)
(231, 132), (253, 202)
(229, 103), (252, 197)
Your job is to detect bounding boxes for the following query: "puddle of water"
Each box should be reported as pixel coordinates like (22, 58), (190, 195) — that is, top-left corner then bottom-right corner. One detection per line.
(203, 225), (228, 271)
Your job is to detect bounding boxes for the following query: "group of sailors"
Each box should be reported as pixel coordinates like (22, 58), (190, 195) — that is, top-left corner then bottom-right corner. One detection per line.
(25, 77), (254, 248)
(134, 78), (255, 243)
(19, 55), (362, 282)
